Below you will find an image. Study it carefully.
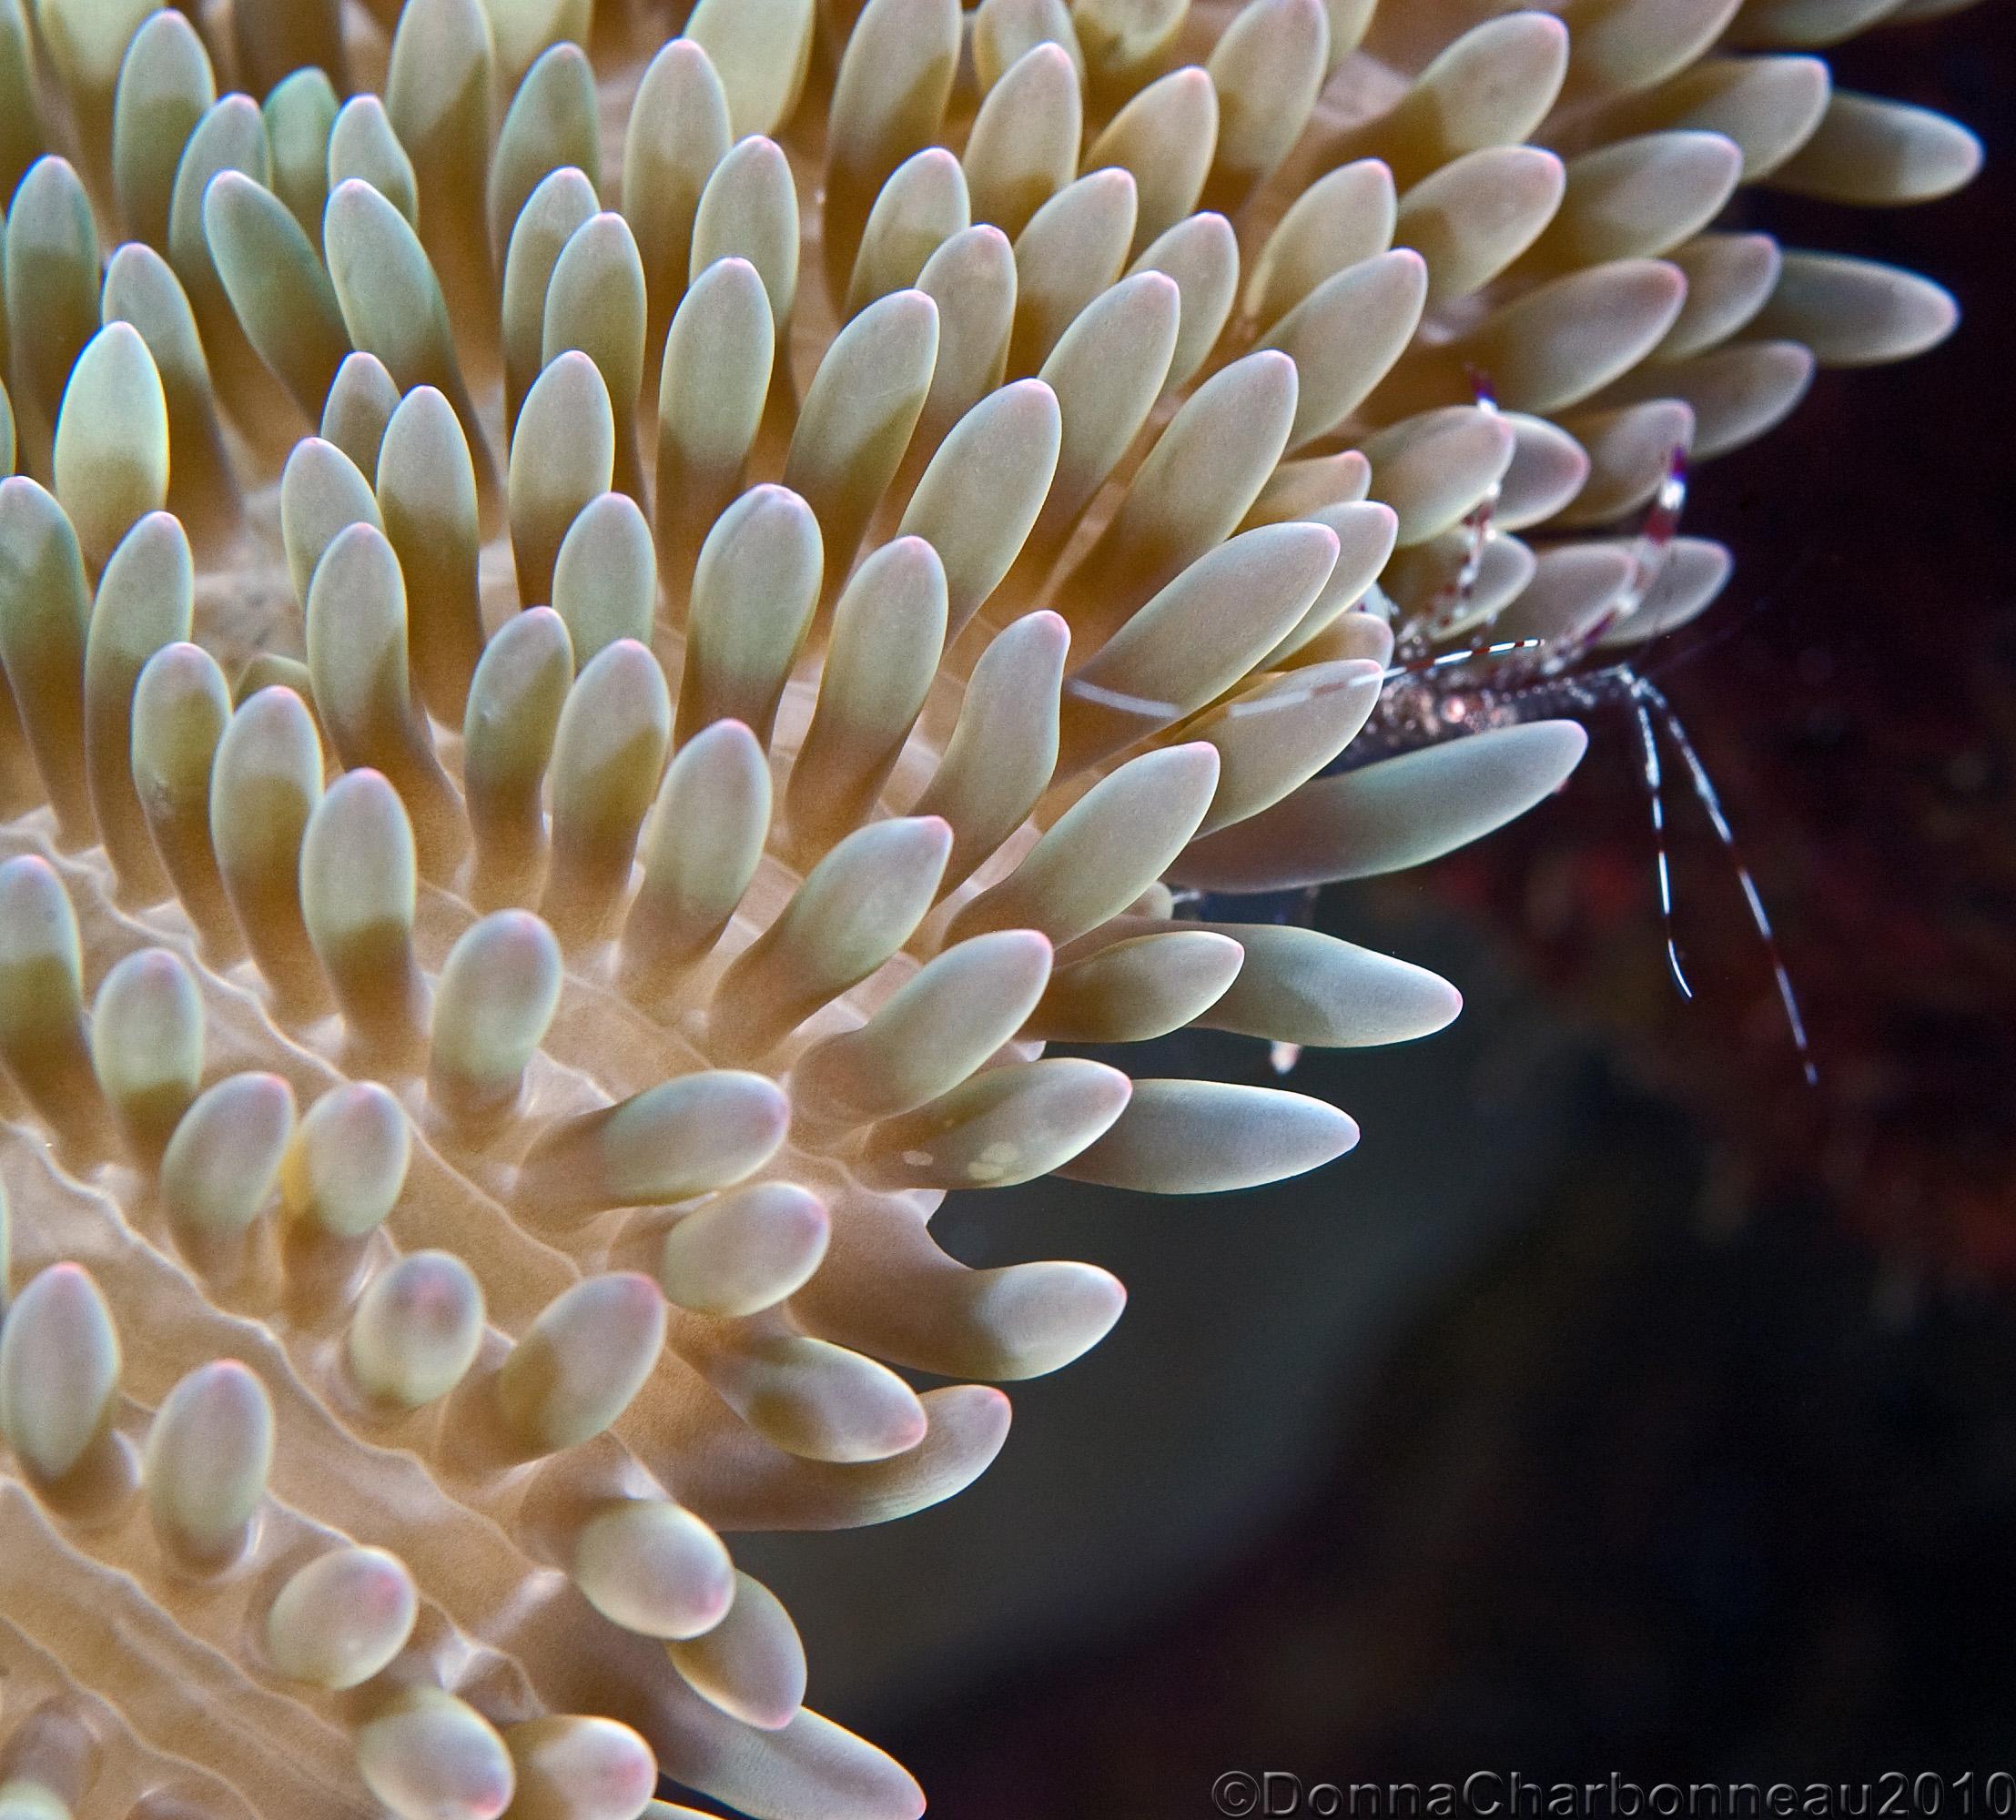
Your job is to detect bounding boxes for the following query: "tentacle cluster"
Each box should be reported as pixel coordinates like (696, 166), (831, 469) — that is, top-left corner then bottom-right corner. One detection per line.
(0, 0), (1975, 1813)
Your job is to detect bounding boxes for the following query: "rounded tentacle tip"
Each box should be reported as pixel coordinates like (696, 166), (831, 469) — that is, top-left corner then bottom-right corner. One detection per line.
(968, 1259), (1129, 1380)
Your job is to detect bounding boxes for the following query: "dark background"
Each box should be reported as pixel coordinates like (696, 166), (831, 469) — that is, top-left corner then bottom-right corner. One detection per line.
(878, 5), (2016, 1809)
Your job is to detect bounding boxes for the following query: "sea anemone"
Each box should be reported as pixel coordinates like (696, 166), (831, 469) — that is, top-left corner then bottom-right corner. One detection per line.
(0, 0), (1976, 1813)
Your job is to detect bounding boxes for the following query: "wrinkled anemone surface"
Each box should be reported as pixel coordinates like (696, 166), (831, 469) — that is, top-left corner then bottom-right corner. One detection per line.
(0, 0), (1975, 1812)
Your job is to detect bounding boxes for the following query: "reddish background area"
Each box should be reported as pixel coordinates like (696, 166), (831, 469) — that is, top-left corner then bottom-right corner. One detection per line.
(1435, 0), (2016, 1287)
